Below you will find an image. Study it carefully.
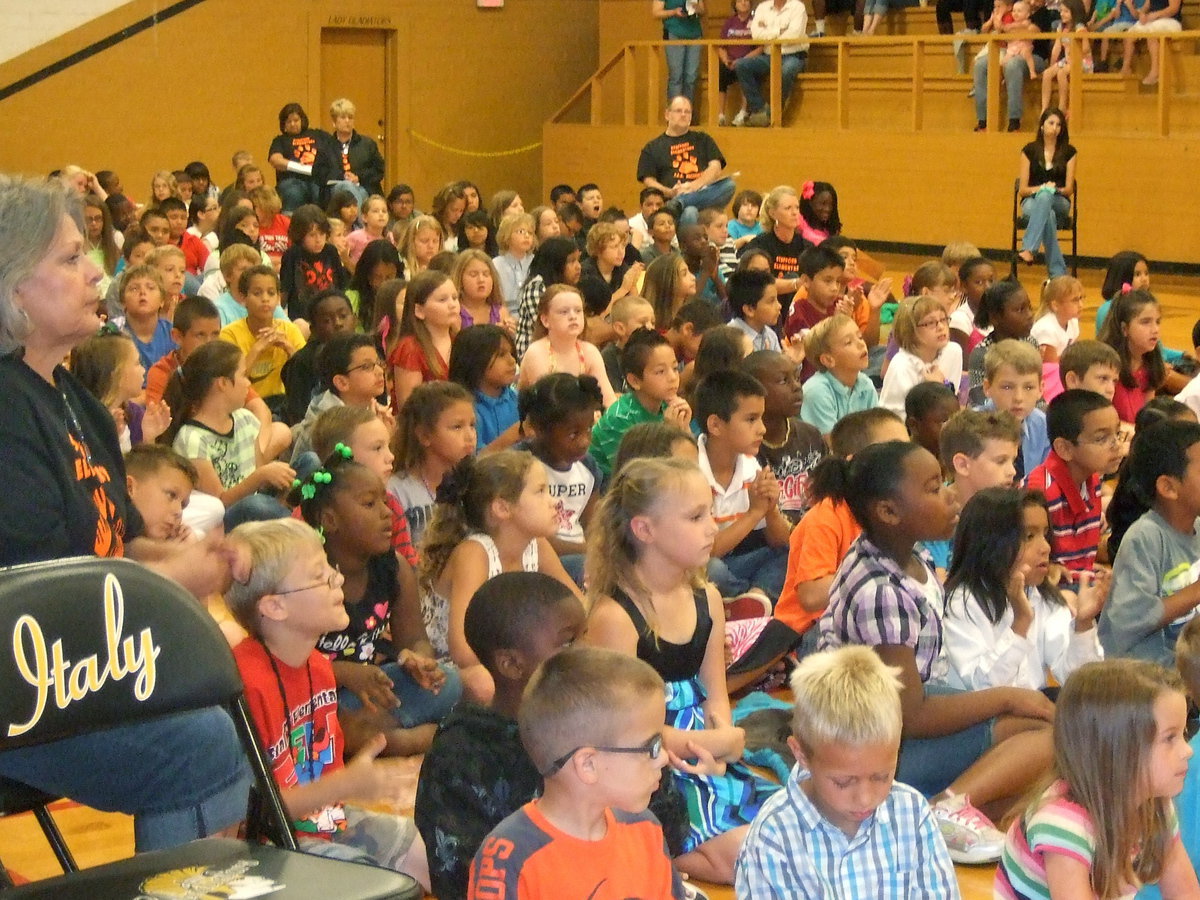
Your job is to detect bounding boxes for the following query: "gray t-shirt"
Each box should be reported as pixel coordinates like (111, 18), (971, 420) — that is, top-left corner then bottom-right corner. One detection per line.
(1100, 508), (1200, 665)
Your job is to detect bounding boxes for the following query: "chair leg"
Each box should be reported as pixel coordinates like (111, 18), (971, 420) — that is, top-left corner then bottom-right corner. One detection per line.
(32, 806), (77, 874)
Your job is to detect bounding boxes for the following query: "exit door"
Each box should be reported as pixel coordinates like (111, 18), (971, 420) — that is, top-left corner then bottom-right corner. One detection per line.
(320, 28), (390, 184)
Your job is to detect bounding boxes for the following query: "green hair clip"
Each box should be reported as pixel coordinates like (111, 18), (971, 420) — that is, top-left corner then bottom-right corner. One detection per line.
(333, 443), (354, 460)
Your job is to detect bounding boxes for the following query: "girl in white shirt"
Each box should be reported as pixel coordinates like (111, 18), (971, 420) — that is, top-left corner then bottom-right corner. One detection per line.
(1030, 274), (1083, 363)
(879, 294), (964, 415)
(941, 487), (1106, 692)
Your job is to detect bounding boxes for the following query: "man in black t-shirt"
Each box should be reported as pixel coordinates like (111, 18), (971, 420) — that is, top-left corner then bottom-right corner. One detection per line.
(636, 96), (737, 226)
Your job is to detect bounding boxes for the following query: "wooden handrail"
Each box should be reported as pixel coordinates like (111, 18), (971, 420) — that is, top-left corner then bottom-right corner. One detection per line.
(549, 31), (1200, 137)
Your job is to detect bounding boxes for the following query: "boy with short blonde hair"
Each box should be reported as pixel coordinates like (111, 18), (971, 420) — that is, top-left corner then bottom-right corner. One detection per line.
(468, 647), (685, 900)
(1058, 339), (1120, 399)
(226, 519), (429, 887)
(601, 294), (655, 391)
(799, 314), (878, 439)
(736, 646), (958, 899)
(981, 338), (1049, 479)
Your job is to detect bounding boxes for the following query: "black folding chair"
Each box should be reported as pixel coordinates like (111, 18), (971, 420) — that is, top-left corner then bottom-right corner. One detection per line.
(1010, 177), (1079, 278)
(0, 557), (420, 898)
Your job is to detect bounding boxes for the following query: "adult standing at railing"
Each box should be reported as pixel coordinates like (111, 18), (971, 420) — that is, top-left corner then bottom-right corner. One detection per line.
(637, 96), (738, 226)
(971, 0), (1056, 131)
(1015, 107), (1076, 277)
(0, 174), (251, 853)
(738, 0), (810, 127)
(653, 0), (707, 109)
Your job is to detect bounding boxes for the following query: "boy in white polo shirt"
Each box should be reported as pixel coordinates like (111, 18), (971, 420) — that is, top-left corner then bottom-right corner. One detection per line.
(695, 369), (791, 603)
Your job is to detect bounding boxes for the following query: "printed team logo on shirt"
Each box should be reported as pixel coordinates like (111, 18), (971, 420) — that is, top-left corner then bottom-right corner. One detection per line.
(138, 859), (283, 898)
(67, 431), (126, 557)
(669, 140), (700, 184)
(291, 136), (317, 167)
(773, 255), (800, 277)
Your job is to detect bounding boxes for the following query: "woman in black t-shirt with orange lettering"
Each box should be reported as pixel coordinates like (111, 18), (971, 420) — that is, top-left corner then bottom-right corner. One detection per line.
(267, 102), (330, 214)
(741, 185), (810, 324)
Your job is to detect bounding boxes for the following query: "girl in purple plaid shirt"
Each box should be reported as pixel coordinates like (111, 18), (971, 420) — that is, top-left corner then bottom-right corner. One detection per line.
(817, 439), (1056, 865)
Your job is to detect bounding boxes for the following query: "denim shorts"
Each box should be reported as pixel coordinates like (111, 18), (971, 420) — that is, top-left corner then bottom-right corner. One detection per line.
(897, 684), (994, 797)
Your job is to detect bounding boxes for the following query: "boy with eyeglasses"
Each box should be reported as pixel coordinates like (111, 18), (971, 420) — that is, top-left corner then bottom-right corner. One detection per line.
(226, 517), (429, 888)
(468, 646), (687, 900)
(1026, 388), (1123, 578)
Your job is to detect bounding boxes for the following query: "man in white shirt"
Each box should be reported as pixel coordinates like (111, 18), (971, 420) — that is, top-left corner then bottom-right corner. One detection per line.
(738, 0), (810, 126)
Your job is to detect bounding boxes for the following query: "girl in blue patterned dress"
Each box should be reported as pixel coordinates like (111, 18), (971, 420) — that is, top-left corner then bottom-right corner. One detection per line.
(585, 456), (776, 885)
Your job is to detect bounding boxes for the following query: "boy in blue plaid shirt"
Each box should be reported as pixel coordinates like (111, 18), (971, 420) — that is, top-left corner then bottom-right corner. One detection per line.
(735, 646), (960, 899)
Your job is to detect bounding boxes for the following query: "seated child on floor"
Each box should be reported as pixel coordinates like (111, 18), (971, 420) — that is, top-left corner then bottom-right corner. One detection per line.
(735, 647), (958, 899)
(818, 439), (1055, 866)
(292, 450), (460, 757)
(225, 518), (429, 888)
(415, 572), (586, 900)
(695, 370), (791, 603)
(467, 647), (688, 900)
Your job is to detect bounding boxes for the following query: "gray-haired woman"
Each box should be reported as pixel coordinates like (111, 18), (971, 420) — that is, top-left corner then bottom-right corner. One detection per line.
(0, 174), (250, 852)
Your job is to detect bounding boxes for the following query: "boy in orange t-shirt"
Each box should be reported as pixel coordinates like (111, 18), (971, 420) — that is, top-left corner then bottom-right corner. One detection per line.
(776, 409), (908, 636)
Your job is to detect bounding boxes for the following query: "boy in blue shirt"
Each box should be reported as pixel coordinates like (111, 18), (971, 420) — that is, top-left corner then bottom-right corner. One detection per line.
(736, 645), (959, 898)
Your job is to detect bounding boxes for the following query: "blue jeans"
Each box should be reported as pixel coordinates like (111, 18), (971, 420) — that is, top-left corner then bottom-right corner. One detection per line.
(0, 708), (251, 852)
(897, 685), (994, 796)
(277, 178), (320, 214)
(707, 544), (789, 601)
(665, 43), (701, 104)
(1021, 191), (1071, 277)
(338, 660), (462, 728)
(223, 493), (291, 532)
(973, 53), (1046, 123)
(677, 177), (738, 225)
(736, 52), (808, 114)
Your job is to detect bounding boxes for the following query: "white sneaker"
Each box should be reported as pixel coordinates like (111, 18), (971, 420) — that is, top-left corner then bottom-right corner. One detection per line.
(732, 108), (748, 126)
(931, 793), (1006, 864)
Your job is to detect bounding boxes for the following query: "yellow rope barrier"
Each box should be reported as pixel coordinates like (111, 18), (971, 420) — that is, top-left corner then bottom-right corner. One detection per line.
(408, 130), (542, 158)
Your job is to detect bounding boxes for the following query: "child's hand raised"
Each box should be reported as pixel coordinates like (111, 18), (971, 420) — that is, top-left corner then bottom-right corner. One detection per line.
(868, 277), (893, 310)
(1065, 568), (1109, 627)
(141, 399), (172, 445)
(621, 262), (645, 294)
(781, 333), (805, 366)
(1007, 564), (1035, 637)
(834, 294), (856, 319)
(339, 662), (400, 712)
(663, 395), (692, 431)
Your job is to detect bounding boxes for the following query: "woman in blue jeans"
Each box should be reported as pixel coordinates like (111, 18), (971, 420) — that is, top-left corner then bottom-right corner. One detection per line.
(654, 0), (706, 107)
(1016, 107), (1077, 278)
(0, 174), (251, 852)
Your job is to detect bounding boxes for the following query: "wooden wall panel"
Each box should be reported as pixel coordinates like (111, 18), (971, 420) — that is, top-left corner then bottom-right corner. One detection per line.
(544, 123), (1200, 263)
(0, 0), (600, 210)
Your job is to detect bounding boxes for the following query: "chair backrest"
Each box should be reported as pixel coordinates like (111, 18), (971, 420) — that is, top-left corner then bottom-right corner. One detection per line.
(0, 557), (243, 751)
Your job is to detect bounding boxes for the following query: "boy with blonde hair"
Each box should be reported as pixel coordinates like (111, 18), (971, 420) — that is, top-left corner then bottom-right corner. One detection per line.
(468, 646), (685, 900)
(601, 294), (655, 392)
(226, 518), (428, 887)
(799, 314), (878, 439)
(737, 646), (958, 898)
(981, 338), (1049, 480)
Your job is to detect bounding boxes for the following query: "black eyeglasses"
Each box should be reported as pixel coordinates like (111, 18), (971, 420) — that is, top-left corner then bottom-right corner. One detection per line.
(542, 733), (663, 777)
(275, 565), (342, 596)
(344, 359), (385, 375)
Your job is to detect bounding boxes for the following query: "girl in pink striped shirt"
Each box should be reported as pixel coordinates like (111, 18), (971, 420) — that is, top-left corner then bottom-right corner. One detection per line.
(995, 659), (1199, 899)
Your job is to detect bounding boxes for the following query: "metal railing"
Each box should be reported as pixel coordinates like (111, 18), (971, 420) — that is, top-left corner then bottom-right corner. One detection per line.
(550, 32), (1200, 136)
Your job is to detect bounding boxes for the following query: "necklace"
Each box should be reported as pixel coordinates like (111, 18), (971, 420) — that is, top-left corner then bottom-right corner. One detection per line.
(261, 641), (319, 782)
(761, 417), (792, 450)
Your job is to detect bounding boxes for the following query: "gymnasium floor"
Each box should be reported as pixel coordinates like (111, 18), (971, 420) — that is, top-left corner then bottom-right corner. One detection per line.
(3, 253), (1197, 897)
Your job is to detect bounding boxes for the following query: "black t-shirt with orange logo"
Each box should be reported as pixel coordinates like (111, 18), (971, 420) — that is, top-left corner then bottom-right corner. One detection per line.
(637, 129), (726, 189)
(0, 353), (143, 565)
(269, 129), (329, 185)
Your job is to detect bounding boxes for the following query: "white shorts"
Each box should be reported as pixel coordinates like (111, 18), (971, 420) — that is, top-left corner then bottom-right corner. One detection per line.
(1129, 17), (1182, 33)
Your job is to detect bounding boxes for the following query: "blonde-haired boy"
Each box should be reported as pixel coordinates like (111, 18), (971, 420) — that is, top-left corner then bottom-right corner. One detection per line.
(980, 338), (1050, 480)
(799, 314), (879, 439)
(468, 646), (685, 900)
(494, 212), (535, 316)
(601, 295), (656, 392)
(226, 518), (429, 888)
(735, 646), (959, 899)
